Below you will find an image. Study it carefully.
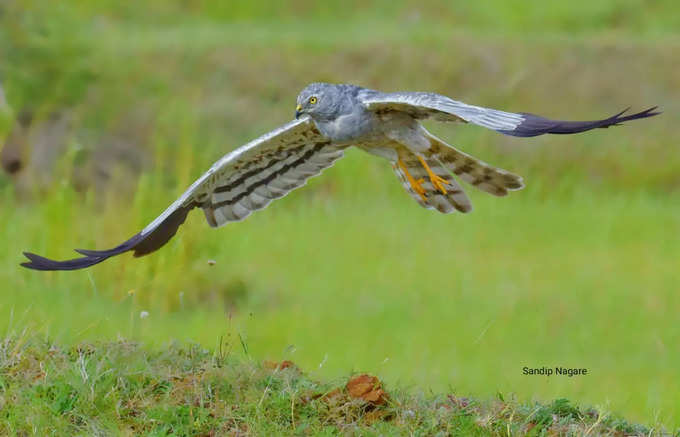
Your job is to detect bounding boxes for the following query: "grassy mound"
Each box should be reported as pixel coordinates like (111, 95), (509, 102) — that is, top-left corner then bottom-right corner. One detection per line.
(0, 334), (662, 435)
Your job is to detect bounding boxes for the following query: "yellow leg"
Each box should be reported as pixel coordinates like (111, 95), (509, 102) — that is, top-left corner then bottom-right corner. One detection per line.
(417, 155), (448, 194)
(397, 159), (427, 200)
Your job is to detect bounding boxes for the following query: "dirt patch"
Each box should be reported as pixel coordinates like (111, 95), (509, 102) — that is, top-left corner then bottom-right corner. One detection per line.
(263, 360), (298, 372)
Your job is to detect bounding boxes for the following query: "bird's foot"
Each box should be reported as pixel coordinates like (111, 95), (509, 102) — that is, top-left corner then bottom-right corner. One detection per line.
(417, 155), (448, 194)
(397, 159), (427, 200)
(413, 178), (427, 197)
(428, 173), (449, 194)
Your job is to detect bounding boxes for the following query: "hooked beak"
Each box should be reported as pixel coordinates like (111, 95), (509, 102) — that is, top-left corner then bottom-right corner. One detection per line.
(295, 104), (302, 119)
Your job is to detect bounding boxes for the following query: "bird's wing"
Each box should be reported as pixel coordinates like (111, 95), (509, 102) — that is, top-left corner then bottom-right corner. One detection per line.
(22, 116), (344, 271)
(360, 91), (659, 137)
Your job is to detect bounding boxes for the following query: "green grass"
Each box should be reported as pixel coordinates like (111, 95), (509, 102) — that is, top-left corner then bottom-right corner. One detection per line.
(1, 0), (680, 432)
(3, 175), (679, 430)
(0, 333), (661, 435)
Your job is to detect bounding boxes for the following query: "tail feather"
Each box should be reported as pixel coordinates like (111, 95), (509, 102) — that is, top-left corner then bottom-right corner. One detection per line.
(426, 133), (524, 196)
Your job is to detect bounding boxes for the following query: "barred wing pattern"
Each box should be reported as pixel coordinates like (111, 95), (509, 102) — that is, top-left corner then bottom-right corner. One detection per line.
(21, 117), (344, 271)
(360, 91), (659, 137)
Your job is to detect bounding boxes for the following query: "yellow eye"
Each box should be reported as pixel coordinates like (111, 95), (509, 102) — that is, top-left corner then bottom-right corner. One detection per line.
(309, 96), (318, 104)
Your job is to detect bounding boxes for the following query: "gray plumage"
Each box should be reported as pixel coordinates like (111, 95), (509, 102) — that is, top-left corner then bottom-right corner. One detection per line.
(22, 82), (659, 270)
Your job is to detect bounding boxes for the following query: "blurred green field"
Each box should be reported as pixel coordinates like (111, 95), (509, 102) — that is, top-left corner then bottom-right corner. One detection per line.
(1, 0), (679, 430)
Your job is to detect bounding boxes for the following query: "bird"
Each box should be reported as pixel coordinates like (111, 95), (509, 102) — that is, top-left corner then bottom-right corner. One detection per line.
(21, 83), (659, 271)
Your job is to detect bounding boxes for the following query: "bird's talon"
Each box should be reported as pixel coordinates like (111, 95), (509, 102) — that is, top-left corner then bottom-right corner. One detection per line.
(430, 174), (449, 194)
(398, 159), (427, 200)
(410, 178), (427, 198)
(417, 156), (449, 194)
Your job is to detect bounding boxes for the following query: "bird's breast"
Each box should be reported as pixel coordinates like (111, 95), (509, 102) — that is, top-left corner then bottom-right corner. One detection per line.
(314, 110), (378, 143)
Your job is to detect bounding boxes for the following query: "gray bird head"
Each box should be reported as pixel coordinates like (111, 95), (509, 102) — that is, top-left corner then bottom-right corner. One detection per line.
(295, 83), (355, 121)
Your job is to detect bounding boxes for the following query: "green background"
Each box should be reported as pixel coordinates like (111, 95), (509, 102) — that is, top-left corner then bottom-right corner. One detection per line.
(1, 0), (678, 429)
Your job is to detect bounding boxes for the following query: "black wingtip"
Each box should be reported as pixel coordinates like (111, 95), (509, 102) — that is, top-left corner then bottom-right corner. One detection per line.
(614, 106), (661, 124)
(20, 250), (107, 271)
(75, 248), (117, 257)
(21, 240), (137, 271)
(639, 105), (661, 118)
(21, 205), (195, 272)
(498, 106), (661, 138)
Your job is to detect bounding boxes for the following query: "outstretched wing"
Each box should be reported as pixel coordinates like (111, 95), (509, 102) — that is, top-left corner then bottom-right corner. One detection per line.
(22, 116), (344, 271)
(359, 91), (660, 137)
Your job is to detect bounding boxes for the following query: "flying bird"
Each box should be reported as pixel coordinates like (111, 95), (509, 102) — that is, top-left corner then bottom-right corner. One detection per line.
(21, 83), (659, 271)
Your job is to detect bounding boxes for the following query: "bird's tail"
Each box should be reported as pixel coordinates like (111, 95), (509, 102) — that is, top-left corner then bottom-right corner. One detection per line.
(425, 133), (524, 197)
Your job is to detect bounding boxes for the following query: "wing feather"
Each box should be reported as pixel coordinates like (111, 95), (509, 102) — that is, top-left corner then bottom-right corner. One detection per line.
(360, 91), (659, 137)
(21, 116), (343, 271)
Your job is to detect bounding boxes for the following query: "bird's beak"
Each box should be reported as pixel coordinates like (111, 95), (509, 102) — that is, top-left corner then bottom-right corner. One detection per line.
(295, 104), (302, 119)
